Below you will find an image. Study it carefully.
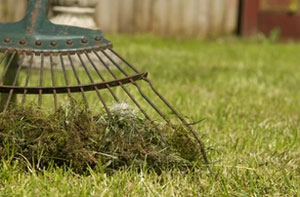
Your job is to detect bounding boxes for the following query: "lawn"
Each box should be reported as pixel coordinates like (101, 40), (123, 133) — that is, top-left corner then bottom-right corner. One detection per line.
(0, 35), (300, 196)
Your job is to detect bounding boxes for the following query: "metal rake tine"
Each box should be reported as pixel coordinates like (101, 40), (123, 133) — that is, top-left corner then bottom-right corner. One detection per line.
(118, 49), (208, 162)
(120, 83), (153, 121)
(3, 53), (24, 112)
(85, 51), (119, 102)
(84, 52), (108, 81)
(94, 50), (154, 122)
(59, 54), (74, 105)
(21, 54), (33, 105)
(76, 53), (111, 116)
(101, 50), (128, 76)
(0, 51), (17, 85)
(109, 49), (140, 74)
(94, 50), (167, 142)
(93, 51), (118, 78)
(103, 50), (209, 162)
(131, 80), (171, 123)
(143, 77), (209, 164)
(100, 50), (172, 124)
(0, 50), (8, 65)
(103, 49), (181, 125)
(67, 53), (89, 108)
(49, 54), (58, 110)
(38, 54), (44, 107)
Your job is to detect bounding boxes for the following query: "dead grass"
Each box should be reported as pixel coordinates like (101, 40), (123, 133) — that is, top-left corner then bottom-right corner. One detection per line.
(0, 103), (202, 174)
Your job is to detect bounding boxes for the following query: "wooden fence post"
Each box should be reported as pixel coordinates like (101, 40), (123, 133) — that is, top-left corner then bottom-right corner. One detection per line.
(240, 0), (260, 36)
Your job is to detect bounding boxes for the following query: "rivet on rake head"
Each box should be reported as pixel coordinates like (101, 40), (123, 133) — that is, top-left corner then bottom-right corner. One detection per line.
(19, 40), (26, 45)
(95, 36), (101, 41)
(66, 40), (73, 45)
(81, 38), (88, 44)
(50, 41), (57, 47)
(4, 38), (11, 43)
(35, 40), (42, 46)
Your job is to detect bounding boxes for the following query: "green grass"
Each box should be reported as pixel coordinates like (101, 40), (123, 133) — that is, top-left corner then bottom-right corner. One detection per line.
(1, 35), (300, 196)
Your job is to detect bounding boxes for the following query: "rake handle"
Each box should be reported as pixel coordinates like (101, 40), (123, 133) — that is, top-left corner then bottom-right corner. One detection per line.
(23, 0), (50, 31)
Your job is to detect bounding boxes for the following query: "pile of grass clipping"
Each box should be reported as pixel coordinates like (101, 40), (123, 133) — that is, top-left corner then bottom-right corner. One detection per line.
(0, 103), (203, 173)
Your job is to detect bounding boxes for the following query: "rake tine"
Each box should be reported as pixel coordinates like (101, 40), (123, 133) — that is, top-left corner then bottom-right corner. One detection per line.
(67, 53), (89, 108)
(0, 51), (16, 85)
(94, 50), (170, 144)
(21, 54), (33, 105)
(105, 50), (184, 124)
(38, 54), (44, 107)
(85, 51), (119, 102)
(101, 50), (128, 76)
(93, 51), (118, 78)
(94, 50), (167, 142)
(101, 50), (171, 124)
(76, 53), (111, 116)
(59, 54), (74, 105)
(143, 77), (209, 164)
(120, 82), (153, 121)
(104, 50), (209, 163)
(109, 49), (140, 73)
(0, 50), (8, 65)
(94, 51), (153, 121)
(3, 53), (24, 112)
(131, 80), (171, 123)
(50, 54), (58, 110)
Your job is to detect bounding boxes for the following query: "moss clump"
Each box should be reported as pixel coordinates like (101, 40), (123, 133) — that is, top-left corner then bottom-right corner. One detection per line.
(0, 103), (203, 173)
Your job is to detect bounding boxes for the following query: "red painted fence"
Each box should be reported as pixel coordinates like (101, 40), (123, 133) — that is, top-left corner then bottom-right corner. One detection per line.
(241, 0), (300, 39)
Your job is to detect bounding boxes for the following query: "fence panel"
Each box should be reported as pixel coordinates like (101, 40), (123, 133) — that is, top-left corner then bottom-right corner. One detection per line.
(0, 0), (239, 37)
(0, 0), (27, 22)
(95, 0), (239, 37)
(134, 0), (152, 32)
(224, 0), (240, 34)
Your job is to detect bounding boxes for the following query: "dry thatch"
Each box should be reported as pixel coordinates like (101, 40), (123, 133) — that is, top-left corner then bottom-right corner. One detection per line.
(0, 103), (203, 173)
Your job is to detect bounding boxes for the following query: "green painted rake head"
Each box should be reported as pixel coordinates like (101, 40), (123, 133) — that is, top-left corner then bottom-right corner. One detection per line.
(0, 0), (111, 55)
(0, 0), (208, 164)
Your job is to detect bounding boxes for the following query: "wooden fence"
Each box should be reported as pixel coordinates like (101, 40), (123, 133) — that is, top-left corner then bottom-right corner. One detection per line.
(96, 0), (239, 37)
(0, 0), (239, 37)
(0, 0), (27, 22)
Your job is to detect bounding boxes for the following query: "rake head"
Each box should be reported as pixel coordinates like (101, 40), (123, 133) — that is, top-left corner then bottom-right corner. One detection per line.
(0, 0), (208, 163)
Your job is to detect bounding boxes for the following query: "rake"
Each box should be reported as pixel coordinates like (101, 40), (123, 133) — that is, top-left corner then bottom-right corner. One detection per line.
(0, 0), (208, 163)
